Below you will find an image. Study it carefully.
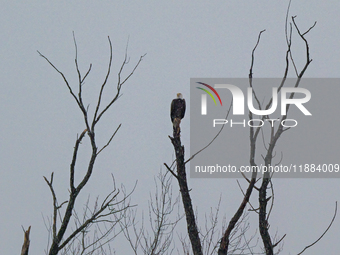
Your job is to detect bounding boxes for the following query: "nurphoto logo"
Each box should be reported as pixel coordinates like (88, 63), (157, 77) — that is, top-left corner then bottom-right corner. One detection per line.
(196, 81), (311, 128)
(189, 78), (340, 179)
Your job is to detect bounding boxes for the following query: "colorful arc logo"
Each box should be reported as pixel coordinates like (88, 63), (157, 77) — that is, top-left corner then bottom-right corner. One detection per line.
(196, 82), (223, 106)
(196, 82), (222, 106)
(196, 82), (223, 115)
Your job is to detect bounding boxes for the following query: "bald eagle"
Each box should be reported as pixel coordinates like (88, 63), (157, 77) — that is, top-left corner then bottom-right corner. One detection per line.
(171, 93), (186, 136)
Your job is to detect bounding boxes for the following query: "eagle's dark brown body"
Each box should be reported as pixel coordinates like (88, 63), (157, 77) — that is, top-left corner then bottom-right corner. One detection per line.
(171, 93), (186, 137)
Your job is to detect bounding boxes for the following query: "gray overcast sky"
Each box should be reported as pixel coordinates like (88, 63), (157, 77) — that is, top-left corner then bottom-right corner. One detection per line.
(1, 0), (339, 254)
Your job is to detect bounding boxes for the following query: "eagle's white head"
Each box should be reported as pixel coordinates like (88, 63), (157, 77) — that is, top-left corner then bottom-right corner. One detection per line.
(177, 93), (183, 99)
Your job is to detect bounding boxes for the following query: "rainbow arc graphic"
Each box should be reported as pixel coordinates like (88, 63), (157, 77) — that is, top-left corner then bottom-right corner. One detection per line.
(196, 82), (222, 115)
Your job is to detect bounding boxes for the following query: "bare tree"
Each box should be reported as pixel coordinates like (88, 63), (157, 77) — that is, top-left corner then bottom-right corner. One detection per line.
(33, 34), (145, 255)
(118, 168), (182, 255)
(219, 2), (337, 255)
(250, 10), (316, 255)
(166, 1), (337, 255)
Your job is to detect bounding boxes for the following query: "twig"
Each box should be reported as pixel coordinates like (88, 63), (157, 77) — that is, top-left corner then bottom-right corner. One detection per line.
(273, 234), (286, 248)
(164, 163), (179, 180)
(297, 202), (337, 255)
(185, 100), (232, 164)
(97, 124), (122, 155)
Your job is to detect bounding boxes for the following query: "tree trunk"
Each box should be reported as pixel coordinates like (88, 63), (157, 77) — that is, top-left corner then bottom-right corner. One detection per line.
(170, 129), (202, 255)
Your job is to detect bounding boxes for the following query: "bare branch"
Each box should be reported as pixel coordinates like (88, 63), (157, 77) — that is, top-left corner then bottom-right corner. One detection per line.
(291, 16), (316, 78)
(284, 0), (298, 77)
(59, 181), (134, 251)
(92, 36), (114, 128)
(218, 174), (257, 254)
(249, 29), (266, 79)
(185, 100), (232, 164)
(297, 202), (337, 255)
(37, 51), (82, 110)
(97, 124), (122, 155)
(43, 173), (58, 241)
(248, 30), (266, 113)
(70, 129), (87, 191)
(94, 52), (146, 126)
(266, 179), (275, 221)
(273, 234), (286, 248)
(73, 31), (83, 102)
(236, 180), (258, 213)
(164, 162), (179, 180)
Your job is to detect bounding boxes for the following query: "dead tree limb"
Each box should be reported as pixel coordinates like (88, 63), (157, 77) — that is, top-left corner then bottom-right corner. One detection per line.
(169, 130), (203, 255)
(21, 226), (31, 255)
